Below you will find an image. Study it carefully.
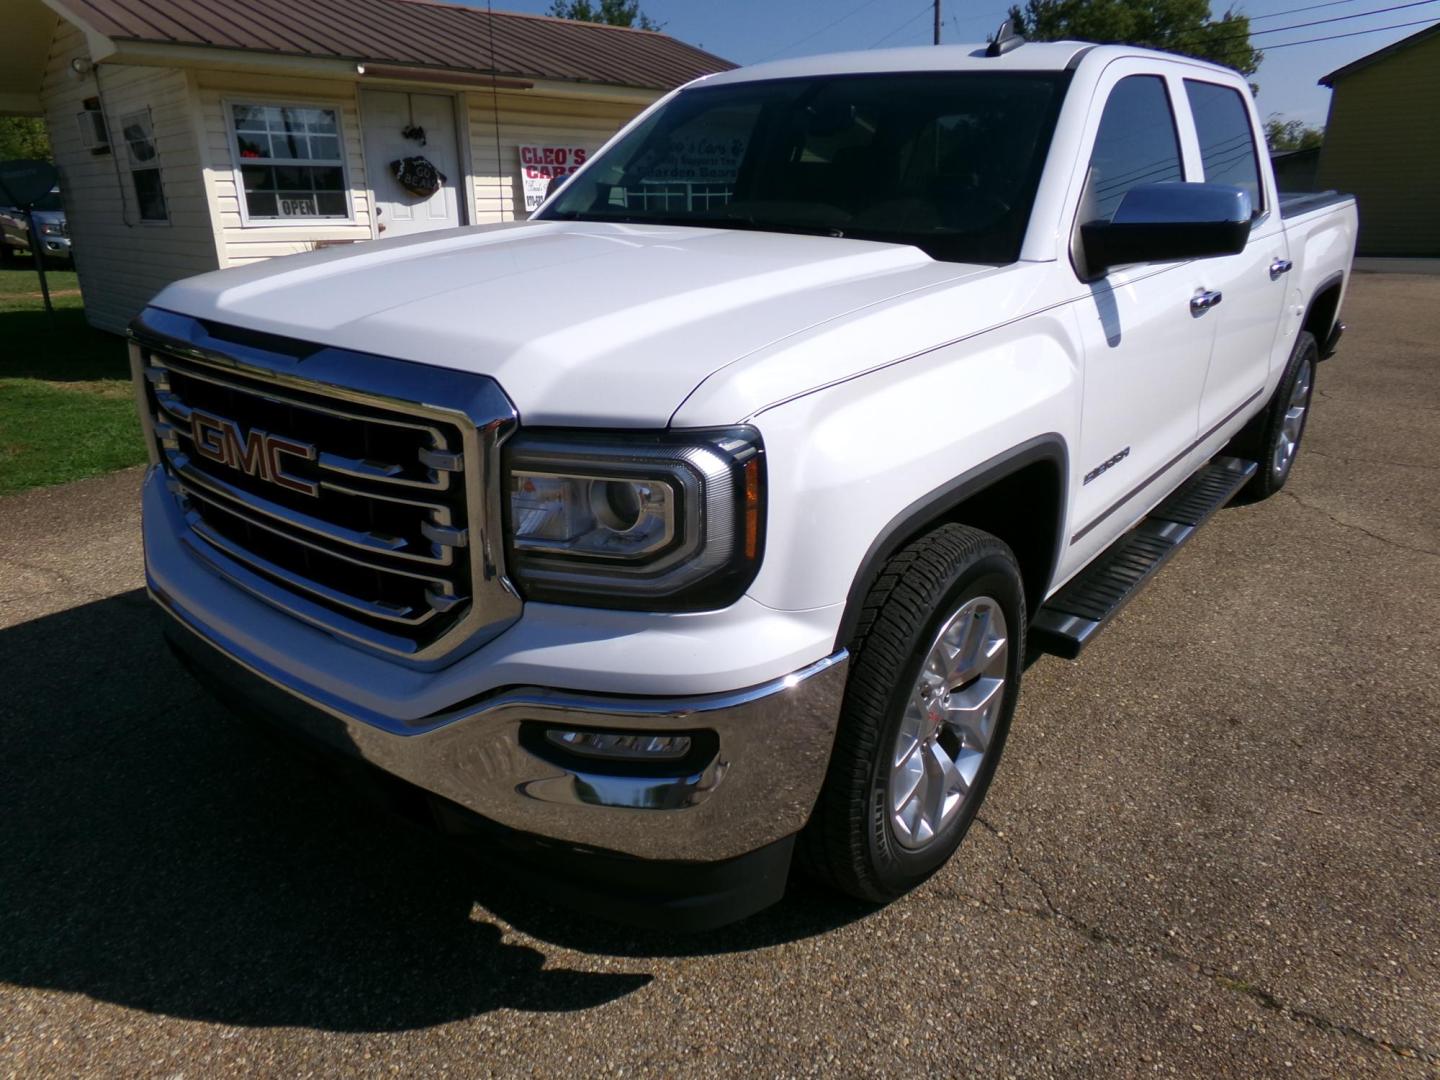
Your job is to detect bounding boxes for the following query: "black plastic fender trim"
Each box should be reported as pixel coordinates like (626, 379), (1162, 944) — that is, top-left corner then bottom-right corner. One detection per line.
(1304, 270), (1347, 360)
(833, 434), (1070, 652)
(1322, 320), (1345, 359)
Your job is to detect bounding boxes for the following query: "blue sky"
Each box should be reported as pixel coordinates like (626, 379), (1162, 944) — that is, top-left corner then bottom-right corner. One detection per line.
(481, 0), (1439, 126)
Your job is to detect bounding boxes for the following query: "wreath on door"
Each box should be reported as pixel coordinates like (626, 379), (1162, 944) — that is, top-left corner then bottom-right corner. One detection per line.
(392, 156), (446, 198)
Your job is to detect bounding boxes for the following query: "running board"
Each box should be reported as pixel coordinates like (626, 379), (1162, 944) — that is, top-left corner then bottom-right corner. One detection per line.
(1030, 456), (1258, 659)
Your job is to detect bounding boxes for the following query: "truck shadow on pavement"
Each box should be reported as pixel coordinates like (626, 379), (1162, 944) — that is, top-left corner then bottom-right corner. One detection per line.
(0, 591), (868, 1032)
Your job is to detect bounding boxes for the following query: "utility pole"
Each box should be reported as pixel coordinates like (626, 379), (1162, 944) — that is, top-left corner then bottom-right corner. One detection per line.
(933, 0), (942, 44)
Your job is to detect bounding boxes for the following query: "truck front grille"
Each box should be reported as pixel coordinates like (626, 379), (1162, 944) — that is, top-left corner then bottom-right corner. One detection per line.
(130, 308), (520, 664)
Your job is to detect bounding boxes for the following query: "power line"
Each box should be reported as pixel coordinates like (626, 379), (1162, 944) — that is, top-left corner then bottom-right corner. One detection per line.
(1259, 12), (1440, 45)
(759, 0), (1434, 68)
(870, 2), (936, 47)
(1249, 0), (1439, 36)
(1157, 0), (1438, 49)
(872, 2), (935, 47)
(1247, 0), (1369, 21)
(953, 9), (1004, 29)
(756, 0), (889, 62)
(1157, 0), (1440, 49)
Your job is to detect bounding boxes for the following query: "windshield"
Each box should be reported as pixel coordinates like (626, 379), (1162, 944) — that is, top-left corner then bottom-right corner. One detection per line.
(539, 72), (1069, 264)
(32, 189), (63, 212)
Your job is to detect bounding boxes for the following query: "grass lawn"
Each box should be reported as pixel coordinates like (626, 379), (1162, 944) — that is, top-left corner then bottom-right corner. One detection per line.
(0, 267), (148, 495)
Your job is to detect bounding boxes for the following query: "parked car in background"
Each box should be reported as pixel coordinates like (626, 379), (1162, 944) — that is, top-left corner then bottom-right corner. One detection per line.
(0, 187), (70, 264)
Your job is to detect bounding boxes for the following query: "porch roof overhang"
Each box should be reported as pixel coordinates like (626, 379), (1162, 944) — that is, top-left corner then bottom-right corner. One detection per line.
(82, 39), (662, 104)
(0, 2), (62, 115)
(31, 0), (734, 98)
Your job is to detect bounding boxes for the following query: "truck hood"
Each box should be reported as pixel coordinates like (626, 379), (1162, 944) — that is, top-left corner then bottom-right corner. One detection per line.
(151, 220), (989, 426)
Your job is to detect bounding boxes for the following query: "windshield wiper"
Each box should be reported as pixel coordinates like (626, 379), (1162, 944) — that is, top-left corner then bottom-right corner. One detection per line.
(543, 210), (844, 238)
(698, 215), (846, 239)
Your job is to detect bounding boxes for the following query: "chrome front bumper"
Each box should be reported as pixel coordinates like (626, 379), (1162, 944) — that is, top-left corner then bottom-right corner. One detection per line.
(156, 584), (848, 863)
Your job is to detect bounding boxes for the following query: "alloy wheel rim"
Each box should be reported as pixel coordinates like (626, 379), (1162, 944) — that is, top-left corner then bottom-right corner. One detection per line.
(1274, 359), (1313, 477)
(888, 596), (1009, 851)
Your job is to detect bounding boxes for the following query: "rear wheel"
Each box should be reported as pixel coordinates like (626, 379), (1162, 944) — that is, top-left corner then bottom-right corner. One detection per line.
(802, 524), (1025, 902)
(1235, 331), (1317, 501)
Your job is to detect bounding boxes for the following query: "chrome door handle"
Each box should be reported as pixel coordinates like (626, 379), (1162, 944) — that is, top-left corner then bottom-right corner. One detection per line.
(1270, 258), (1293, 278)
(1190, 289), (1223, 313)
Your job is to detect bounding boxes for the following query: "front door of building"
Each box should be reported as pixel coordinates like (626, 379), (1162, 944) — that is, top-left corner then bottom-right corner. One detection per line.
(361, 90), (463, 238)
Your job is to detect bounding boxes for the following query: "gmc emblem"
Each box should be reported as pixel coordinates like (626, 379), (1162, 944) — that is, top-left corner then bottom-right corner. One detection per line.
(189, 408), (319, 498)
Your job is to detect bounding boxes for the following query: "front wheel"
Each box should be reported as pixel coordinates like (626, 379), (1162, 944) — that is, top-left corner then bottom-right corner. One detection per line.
(801, 524), (1025, 903)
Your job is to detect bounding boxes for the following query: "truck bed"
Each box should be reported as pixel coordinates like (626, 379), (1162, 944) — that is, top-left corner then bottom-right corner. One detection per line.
(1279, 190), (1354, 219)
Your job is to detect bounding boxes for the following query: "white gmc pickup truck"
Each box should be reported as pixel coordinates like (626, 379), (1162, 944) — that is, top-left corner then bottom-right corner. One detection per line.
(133, 37), (1357, 929)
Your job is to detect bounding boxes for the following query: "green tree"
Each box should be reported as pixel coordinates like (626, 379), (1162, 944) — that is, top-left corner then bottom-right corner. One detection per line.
(1264, 117), (1324, 151)
(1006, 0), (1261, 77)
(547, 0), (659, 30)
(0, 117), (52, 162)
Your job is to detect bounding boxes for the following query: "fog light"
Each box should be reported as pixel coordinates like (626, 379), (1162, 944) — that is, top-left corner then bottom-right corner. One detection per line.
(545, 729), (693, 761)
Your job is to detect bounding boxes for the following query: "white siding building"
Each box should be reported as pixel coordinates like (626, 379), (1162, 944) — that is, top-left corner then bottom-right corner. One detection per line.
(2, 0), (733, 331)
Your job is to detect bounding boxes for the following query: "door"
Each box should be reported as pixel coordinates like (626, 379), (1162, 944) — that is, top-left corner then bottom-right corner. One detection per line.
(1179, 77), (1292, 432)
(360, 90), (463, 237)
(1065, 69), (1220, 566)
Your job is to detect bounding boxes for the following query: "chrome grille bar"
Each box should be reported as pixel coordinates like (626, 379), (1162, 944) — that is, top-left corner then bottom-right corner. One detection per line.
(186, 510), (439, 625)
(176, 480), (457, 603)
(177, 526), (441, 657)
(147, 350), (453, 442)
(169, 453), (436, 562)
(130, 307), (522, 667)
(151, 362), (459, 492)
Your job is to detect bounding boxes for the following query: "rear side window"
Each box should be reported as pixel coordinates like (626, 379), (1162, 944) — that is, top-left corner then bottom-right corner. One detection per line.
(1184, 80), (1263, 212)
(1083, 75), (1184, 223)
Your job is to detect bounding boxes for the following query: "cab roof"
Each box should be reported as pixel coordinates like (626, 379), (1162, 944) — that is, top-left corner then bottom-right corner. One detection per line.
(696, 41), (1239, 87)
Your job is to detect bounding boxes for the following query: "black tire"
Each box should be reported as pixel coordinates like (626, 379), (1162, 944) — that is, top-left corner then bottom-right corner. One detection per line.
(1232, 331), (1318, 501)
(801, 524), (1026, 902)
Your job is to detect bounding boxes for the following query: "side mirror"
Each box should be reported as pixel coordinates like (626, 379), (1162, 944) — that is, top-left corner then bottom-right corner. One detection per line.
(1081, 182), (1252, 275)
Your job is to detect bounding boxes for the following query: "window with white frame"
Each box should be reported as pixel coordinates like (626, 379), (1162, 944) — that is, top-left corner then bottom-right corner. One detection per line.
(230, 103), (349, 221)
(121, 109), (168, 222)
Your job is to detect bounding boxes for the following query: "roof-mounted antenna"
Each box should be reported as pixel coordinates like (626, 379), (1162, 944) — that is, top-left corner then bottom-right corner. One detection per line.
(985, 19), (1025, 57)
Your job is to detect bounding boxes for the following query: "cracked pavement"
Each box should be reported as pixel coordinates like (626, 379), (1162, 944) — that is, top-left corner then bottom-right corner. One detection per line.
(1, 272), (1437, 1076)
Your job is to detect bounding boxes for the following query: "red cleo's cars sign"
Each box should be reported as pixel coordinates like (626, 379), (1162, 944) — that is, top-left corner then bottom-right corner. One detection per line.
(519, 145), (589, 213)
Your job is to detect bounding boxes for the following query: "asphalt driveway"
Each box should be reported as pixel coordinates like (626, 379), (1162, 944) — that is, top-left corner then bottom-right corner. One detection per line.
(1, 272), (1436, 1076)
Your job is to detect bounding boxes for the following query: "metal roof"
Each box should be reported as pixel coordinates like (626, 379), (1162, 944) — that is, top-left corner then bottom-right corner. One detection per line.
(61, 0), (735, 91)
(1319, 23), (1440, 86)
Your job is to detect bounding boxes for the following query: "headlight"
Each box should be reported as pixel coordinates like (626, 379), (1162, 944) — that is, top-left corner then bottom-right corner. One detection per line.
(39, 221), (62, 236)
(503, 427), (764, 609)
